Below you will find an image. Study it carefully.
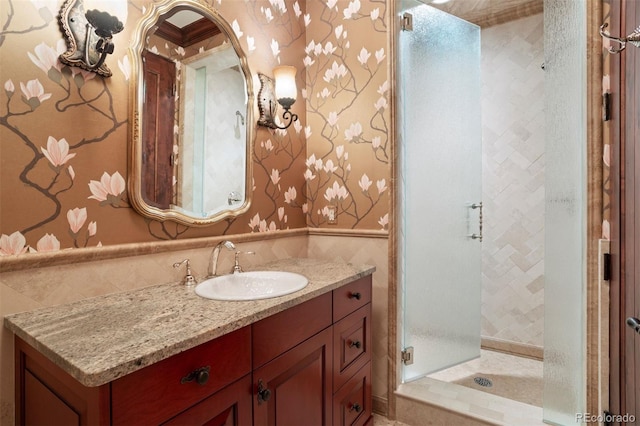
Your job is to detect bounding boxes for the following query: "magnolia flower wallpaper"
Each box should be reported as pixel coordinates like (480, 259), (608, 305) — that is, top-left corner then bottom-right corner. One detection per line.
(0, 0), (391, 255)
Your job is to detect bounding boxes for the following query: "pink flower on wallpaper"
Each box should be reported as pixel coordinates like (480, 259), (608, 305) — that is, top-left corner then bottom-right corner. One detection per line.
(323, 61), (347, 83)
(0, 231), (28, 255)
(247, 37), (256, 52)
(270, 169), (281, 185)
(88, 171), (126, 202)
(324, 181), (349, 202)
(336, 145), (344, 159)
(302, 203), (308, 214)
(327, 0), (338, 10)
(304, 14), (311, 27)
(374, 97), (387, 111)
(378, 214), (389, 230)
(249, 213), (261, 230)
(278, 207), (286, 221)
(370, 8), (380, 21)
(36, 233), (60, 252)
(261, 139), (274, 151)
(323, 160), (337, 174)
(68, 165), (76, 180)
(270, 0), (286, 14)
(376, 179), (387, 194)
(67, 207), (87, 234)
(28, 41), (63, 74)
(4, 79), (14, 94)
(343, 0), (361, 19)
(88, 221), (97, 236)
(327, 112), (339, 127)
(344, 122), (362, 142)
(293, 1), (301, 17)
(304, 126), (312, 139)
(372, 136), (381, 149)
(357, 48), (371, 66)
(375, 48), (385, 64)
(231, 19), (243, 38)
(358, 174), (372, 192)
(41, 136), (76, 167)
(270, 39), (280, 58)
(304, 169), (316, 181)
(377, 81), (389, 95)
(284, 187), (297, 204)
(70, 67), (97, 83)
(262, 7), (274, 23)
(323, 42), (337, 55)
(20, 79), (51, 103)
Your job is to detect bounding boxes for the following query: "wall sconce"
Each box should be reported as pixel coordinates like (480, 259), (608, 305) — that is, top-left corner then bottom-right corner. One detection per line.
(59, 0), (126, 77)
(257, 66), (299, 130)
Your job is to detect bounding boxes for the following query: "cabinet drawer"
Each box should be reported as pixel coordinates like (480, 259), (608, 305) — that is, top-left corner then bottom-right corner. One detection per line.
(111, 326), (251, 425)
(252, 292), (332, 368)
(332, 361), (372, 426)
(333, 276), (372, 322)
(333, 304), (371, 391)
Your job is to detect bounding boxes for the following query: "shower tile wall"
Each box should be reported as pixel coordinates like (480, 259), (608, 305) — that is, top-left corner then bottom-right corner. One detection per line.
(480, 14), (545, 348)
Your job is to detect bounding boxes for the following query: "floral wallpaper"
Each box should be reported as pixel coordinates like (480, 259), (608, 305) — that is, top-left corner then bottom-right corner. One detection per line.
(0, 0), (391, 256)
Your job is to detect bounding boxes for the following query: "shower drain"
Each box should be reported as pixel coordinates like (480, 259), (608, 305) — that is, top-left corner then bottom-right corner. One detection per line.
(473, 377), (493, 387)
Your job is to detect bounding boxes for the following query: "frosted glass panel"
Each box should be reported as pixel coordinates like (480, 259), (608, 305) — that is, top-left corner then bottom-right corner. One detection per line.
(399, 0), (482, 382)
(543, 0), (586, 424)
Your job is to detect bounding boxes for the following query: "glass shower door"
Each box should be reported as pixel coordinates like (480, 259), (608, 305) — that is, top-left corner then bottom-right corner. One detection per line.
(399, 1), (482, 382)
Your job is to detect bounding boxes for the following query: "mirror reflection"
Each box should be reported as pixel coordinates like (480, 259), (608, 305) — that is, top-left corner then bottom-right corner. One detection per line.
(130, 2), (253, 225)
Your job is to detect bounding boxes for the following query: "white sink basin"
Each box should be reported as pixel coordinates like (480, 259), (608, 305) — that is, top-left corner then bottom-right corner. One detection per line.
(194, 271), (309, 301)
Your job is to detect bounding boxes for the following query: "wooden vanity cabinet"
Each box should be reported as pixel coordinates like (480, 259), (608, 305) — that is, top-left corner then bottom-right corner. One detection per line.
(14, 275), (373, 425)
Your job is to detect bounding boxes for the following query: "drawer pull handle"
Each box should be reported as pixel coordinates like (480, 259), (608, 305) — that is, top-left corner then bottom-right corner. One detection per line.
(181, 366), (210, 386)
(349, 402), (362, 413)
(349, 340), (362, 349)
(257, 379), (272, 404)
(349, 292), (362, 300)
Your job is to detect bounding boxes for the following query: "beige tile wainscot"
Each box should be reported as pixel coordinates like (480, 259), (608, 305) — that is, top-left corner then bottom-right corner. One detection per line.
(5, 258), (375, 425)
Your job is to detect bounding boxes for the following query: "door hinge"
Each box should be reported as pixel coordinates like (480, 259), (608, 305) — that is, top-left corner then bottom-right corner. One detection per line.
(603, 253), (611, 281)
(603, 92), (611, 121)
(401, 346), (414, 365)
(402, 13), (413, 31)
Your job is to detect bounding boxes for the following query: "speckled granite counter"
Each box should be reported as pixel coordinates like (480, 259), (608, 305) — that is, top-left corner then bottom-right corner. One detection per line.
(4, 258), (374, 387)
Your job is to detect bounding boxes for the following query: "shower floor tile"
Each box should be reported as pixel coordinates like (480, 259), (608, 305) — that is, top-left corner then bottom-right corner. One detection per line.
(427, 349), (543, 407)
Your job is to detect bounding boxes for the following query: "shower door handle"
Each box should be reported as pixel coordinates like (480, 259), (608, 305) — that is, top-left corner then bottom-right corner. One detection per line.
(469, 202), (483, 242)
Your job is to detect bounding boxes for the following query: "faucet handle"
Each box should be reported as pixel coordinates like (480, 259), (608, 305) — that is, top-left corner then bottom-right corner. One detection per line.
(173, 259), (197, 286)
(233, 251), (255, 273)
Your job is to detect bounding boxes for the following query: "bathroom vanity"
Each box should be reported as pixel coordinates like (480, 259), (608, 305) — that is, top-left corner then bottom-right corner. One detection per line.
(5, 258), (374, 425)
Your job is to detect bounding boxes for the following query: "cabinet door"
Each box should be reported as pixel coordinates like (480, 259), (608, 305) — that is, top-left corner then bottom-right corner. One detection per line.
(162, 375), (252, 426)
(253, 327), (332, 425)
(332, 362), (371, 426)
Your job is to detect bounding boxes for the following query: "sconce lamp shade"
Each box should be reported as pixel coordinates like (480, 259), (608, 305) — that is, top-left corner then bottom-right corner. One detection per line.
(273, 66), (297, 109)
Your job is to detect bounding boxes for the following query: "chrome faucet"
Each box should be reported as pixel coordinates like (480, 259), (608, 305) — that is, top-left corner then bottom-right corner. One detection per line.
(208, 240), (236, 277)
(173, 259), (197, 286)
(233, 250), (255, 273)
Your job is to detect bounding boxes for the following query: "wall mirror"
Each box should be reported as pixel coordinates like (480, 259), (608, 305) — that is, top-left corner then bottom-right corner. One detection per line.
(129, 0), (254, 226)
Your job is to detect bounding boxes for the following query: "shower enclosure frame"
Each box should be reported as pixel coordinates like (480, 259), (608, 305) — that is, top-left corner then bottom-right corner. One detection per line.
(387, 0), (606, 420)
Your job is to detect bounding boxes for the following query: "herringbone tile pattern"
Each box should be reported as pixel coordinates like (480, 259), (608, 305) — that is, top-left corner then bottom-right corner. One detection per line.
(480, 14), (545, 347)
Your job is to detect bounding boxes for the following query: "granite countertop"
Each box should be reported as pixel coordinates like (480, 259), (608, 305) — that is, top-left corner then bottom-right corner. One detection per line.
(4, 258), (375, 387)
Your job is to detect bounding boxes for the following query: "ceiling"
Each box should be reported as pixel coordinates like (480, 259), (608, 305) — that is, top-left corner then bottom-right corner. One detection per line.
(430, 0), (543, 28)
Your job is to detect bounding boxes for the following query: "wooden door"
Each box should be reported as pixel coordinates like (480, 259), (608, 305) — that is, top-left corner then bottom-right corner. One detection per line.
(142, 50), (175, 209)
(253, 327), (332, 425)
(609, 0), (639, 423)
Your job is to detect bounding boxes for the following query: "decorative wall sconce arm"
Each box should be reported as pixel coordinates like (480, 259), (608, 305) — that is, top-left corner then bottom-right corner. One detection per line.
(257, 66), (299, 130)
(600, 22), (640, 54)
(59, 0), (124, 77)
